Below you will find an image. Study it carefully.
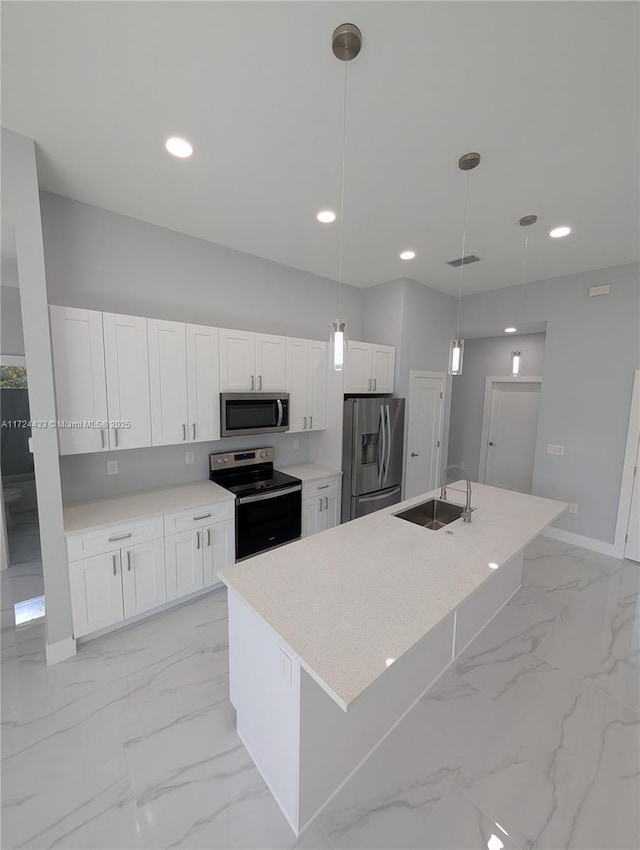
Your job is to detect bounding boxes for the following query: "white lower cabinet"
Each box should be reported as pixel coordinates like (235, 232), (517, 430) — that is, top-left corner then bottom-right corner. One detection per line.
(301, 476), (341, 538)
(165, 520), (234, 601)
(121, 539), (166, 618)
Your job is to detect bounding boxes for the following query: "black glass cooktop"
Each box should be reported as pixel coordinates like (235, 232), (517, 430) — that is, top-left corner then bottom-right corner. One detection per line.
(213, 467), (301, 498)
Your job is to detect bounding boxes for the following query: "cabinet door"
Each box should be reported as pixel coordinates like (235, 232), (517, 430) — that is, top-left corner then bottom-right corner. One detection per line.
(285, 337), (309, 432)
(103, 313), (151, 450)
(164, 530), (204, 601)
(148, 319), (188, 446)
(302, 495), (323, 538)
(68, 550), (124, 638)
(219, 329), (255, 392)
(344, 341), (372, 393)
(371, 344), (395, 393)
(322, 490), (340, 532)
(186, 324), (220, 443)
(307, 340), (327, 430)
(50, 306), (109, 455)
(202, 521), (234, 588)
(255, 333), (287, 392)
(121, 539), (166, 619)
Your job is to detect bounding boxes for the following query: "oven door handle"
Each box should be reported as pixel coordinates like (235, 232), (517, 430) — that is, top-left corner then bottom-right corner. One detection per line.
(276, 398), (283, 427)
(237, 485), (301, 506)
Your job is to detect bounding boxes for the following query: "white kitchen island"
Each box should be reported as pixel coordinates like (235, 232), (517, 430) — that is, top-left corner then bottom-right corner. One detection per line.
(218, 483), (566, 836)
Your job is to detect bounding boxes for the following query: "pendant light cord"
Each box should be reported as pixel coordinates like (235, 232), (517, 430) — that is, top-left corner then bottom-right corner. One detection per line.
(337, 60), (348, 316)
(516, 232), (528, 348)
(455, 171), (471, 340)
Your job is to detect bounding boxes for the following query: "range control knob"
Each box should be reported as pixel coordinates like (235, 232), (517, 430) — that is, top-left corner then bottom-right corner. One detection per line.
(217, 458), (223, 464)
(223, 457), (229, 463)
(260, 451), (266, 458)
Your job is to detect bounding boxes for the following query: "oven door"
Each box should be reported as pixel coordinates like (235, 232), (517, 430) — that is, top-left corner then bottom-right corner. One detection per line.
(235, 486), (301, 559)
(221, 394), (289, 437)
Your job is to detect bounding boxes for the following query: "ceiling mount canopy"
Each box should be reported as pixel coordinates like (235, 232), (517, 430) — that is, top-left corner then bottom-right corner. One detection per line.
(458, 152), (481, 171)
(331, 23), (362, 62)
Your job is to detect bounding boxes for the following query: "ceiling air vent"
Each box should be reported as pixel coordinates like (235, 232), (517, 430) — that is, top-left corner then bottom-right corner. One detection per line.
(447, 254), (481, 268)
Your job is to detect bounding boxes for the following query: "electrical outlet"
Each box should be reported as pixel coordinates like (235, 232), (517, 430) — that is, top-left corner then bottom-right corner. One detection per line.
(107, 461), (118, 475)
(548, 444), (565, 456)
(185, 451), (194, 465)
(279, 650), (292, 686)
(569, 503), (578, 514)
(293, 439), (299, 451)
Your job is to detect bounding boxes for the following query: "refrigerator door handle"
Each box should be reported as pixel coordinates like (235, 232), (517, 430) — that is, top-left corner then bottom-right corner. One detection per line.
(378, 404), (386, 487)
(358, 486), (401, 504)
(384, 404), (392, 483)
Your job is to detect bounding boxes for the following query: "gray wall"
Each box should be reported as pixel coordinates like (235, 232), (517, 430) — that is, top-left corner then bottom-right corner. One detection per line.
(40, 192), (364, 501)
(2, 129), (72, 648)
(448, 333), (547, 480)
(460, 263), (639, 544)
(1, 285), (25, 355)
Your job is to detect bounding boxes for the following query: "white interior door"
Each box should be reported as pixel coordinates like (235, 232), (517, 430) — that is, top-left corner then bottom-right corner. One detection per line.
(624, 438), (640, 562)
(484, 381), (541, 493)
(405, 372), (444, 500)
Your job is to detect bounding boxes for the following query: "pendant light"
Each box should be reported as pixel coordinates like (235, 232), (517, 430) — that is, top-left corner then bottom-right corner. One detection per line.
(449, 152), (481, 376)
(511, 214), (537, 376)
(329, 23), (361, 371)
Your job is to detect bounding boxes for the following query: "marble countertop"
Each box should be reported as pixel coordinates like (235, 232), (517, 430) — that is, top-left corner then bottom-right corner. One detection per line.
(278, 463), (342, 483)
(64, 480), (234, 534)
(219, 483), (567, 711)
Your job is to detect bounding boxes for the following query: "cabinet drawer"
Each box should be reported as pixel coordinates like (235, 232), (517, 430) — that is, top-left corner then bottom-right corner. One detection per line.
(164, 500), (234, 534)
(67, 515), (164, 563)
(303, 477), (341, 498)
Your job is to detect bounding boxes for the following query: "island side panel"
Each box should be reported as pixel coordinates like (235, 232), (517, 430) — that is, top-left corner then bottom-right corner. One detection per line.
(227, 590), (301, 833)
(297, 612), (456, 831)
(453, 552), (523, 656)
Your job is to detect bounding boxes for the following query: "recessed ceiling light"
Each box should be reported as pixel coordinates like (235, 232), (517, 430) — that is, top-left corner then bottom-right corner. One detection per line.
(165, 137), (193, 158)
(549, 225), (571, 239)
(317, 210), (337, 223)
(504, 327), (517, 334)
(488, 562), (499, 570)
(400, 250), (416, 260)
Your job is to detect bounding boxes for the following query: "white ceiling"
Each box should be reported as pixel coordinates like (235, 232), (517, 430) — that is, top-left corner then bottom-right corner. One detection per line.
(2, 1), (638, 294)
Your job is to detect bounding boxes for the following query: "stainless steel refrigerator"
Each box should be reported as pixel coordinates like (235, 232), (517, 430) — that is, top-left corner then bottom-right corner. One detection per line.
(341, 397), (405, 522)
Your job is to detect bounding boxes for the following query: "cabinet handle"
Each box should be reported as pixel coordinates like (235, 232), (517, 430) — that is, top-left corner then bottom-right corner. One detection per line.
(324, 496), (329, 510)
(192, 423), (196, 439)
(373, 378), (377, 391)
(368, 379), (372, 391)
(112, 553), (118, 576)
(113, 427), (119, 447)
(108, 532), (132, 542)
(309, 415), (313, 429)
(317, 484), (330, 490)
(101, 429), (106, 449)
(196, 531), (201, 550)
(182, 424), (187, 441)
(318, 498), (323, 512)
(207, 528), (211, 547)
(250, 375), (255, 390)
(303, 416), (307, 429)
(127, 550), (132, 571)
(193, 513), (211, 521)
(258, 375), (262, 390)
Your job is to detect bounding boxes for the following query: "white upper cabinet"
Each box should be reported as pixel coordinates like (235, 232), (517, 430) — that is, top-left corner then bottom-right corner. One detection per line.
(50, 306), (109, 455)
(103, 312), (152, 450)
(286, 337), (327, 432)
(219, 329), (286, 392)
(219, 328), (255, 392)
(148, 319), (189, 446)
(344, 341), (395, 394)
(186, 324), (220, 443)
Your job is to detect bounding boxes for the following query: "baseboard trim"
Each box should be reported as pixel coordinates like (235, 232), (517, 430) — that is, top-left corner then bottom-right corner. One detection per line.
(45, 636), (77, 666)
(542, 526), (618, 558)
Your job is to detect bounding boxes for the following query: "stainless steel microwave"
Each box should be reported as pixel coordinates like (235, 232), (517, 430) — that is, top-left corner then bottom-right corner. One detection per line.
(220, 393), (290, 437)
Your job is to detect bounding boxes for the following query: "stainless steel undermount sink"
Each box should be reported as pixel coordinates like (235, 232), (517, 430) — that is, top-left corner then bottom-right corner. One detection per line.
(395, 498), (466, 531)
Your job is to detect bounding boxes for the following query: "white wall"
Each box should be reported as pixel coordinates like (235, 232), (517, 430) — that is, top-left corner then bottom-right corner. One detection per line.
(459, 263), (639, 544)
(448, 333), (547, 480)
(40, 192), (364, 501)
(2, 129), (72, 651)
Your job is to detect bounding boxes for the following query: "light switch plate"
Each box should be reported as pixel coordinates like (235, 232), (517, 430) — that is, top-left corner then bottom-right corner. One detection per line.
(185, 451), (194, 465)
(569, 503), (578, 514)
(293, 439), (299, 451)
(107, 461), (118, 475)
(548, 444), (565, 456)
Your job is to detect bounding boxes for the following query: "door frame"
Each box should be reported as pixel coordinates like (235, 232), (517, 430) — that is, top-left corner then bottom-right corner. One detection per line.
(0, 354), (27, 569)
(405, 370), (446, 498)
(614, 369), (640, 559)
(478, 376), (542, 485)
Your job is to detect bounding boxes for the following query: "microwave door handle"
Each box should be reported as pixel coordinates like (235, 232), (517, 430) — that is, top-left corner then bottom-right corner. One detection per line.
(276, 398), (283, 427)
